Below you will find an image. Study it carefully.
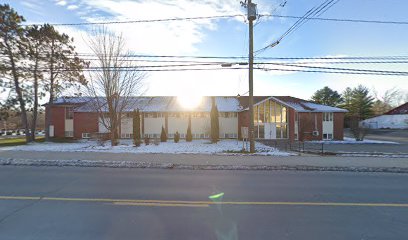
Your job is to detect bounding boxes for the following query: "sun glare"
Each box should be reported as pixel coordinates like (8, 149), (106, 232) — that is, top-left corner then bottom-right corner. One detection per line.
(178, 95), (202, 109)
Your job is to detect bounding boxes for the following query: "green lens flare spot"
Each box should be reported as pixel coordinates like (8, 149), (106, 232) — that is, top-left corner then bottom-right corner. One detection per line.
(209, 192), (224, 200)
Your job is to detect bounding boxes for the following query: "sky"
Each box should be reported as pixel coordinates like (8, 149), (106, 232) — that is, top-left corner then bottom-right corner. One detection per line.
(4, 0), (408, 101)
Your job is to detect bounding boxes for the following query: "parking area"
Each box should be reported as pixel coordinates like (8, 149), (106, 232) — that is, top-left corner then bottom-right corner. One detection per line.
(261, 129), (408, 155)
(345, 128), (408, 144)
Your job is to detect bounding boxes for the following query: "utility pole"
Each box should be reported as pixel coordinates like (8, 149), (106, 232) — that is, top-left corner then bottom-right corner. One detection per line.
(245, 0), (257, 153)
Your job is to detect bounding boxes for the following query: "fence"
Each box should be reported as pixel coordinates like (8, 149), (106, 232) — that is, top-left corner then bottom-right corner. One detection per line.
(259, 139), (336, 155)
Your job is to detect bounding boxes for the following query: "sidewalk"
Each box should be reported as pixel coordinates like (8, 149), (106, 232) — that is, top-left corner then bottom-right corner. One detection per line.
(1, 150), (408, 173)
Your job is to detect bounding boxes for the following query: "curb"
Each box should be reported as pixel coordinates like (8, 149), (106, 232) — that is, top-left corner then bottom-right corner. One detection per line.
(1, 158), (408, 174)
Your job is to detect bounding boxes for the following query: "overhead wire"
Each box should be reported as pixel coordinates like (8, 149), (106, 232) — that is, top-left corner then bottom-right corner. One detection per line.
(22, 14), (245, 26)
(255, 0), (338, 55)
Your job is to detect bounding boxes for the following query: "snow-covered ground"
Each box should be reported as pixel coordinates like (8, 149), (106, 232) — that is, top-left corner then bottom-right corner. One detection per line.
(311, 137), (399, 145)
(6, 139), (292, 156)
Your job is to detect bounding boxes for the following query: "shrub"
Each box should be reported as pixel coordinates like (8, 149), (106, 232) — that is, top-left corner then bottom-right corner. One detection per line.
(160, 126), (167, 142)
(210, 97), (219, 143)
(144, 136), (150, 145)
(174, 131), (180, 143)
(186, 125), (192, 142)
(133, 109), (141, 147)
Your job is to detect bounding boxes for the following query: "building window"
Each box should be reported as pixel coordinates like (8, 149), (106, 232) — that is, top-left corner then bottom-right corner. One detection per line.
(224, 133), (237, 138)
(323, 133), (333, 140)
(65, 107), (74, 119)
(121, 133), (132, 139)
(168, 113), (180, 118)
(276, 124), (288, 139)
(219, 112), (237, 118)
(64, 131), (73, 137)
(323, 112), (333, 121)
(144, 113), (165, 118)
(82, 133), (91, 139)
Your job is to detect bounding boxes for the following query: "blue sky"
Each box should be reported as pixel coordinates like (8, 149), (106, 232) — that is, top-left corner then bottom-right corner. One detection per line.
(5, 0), (408, 100)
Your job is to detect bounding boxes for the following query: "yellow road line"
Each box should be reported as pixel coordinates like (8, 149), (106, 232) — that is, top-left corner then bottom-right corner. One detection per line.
(1, 195), (408, 208)
(113, 202), (209, 207)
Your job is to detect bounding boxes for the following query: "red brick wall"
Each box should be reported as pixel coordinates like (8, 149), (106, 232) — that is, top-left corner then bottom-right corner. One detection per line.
(333, 112), (345, 140)
(298, 112), (323, 141)
(46, 106), (65, 138)
(74, 112), (99, 139)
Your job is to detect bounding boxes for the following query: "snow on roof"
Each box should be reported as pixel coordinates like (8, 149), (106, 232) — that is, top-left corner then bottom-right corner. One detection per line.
(54, 95), (347, 113)
(272, 96), (348, 113)
(59, 96), (242, 113)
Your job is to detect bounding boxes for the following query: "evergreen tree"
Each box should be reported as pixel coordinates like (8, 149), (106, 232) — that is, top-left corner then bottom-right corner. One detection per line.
(132, 109), (141, 146)
(174, 131), (180, 143)
(0, 4), (30, 142)
(42, 24), (88, 141)
(210, 97), (219, 143)
(186, 116), (192, 142)
(23, 25), (47, 141)
(341, 85), (374, 120)
(160, 126), (167, 142)
(311, 86), (342, 107)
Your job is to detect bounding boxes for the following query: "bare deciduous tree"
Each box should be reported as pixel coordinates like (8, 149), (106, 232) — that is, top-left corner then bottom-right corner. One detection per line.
(86, 28), (145, 146)
(372, 87), (406, 115)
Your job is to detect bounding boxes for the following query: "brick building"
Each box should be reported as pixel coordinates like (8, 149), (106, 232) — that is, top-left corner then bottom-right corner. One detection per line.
(45, 96), (347, 141)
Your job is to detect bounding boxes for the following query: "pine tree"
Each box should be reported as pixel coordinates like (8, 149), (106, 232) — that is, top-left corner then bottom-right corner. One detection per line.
(210, 97), (219, 143)
(160, 126), (167, 142)
(42, 24), (88, 141)
(0, 4), (30, 142)
(23, 25), (48, 141)
(186, 116), (192, 142)
(311, 86), (342, 107)
(133, 109), (141, 146)
(340, 85), (374, 140)
(341, 85), (374, 120)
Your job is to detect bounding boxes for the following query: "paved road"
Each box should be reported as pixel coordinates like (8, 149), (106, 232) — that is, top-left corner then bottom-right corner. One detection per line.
(0, 166), (408, 239)
(2, 150), (408, 169)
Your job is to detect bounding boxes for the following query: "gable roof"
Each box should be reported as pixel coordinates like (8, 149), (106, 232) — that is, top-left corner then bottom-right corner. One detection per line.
(384, 102), (408, 115)
(238, 96), (348, 113)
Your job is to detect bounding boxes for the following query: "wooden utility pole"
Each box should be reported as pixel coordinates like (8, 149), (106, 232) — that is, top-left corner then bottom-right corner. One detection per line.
(247, 0), (257, 153)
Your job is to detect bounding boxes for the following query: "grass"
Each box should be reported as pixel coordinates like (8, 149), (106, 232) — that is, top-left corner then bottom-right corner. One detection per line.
(0, 136), (45, 147)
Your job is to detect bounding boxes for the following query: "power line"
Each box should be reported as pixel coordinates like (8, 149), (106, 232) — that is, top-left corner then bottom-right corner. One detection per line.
(261, 14), (408, 25)
(255, 0), (339, 54)
(21, 13), (408, 27)
(23, 14), (245, 27)
(17, 64), (408, 76)
(256, 62), (408, 75)
(3, 52), (408, 61)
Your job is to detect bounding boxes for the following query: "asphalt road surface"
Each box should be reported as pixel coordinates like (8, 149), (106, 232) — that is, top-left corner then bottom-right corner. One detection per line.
(0, 166), (408, 240)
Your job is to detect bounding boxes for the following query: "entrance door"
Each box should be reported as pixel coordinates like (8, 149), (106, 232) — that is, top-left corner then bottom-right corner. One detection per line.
(322, 113), (334, 140)
(264, 123), (276, 139)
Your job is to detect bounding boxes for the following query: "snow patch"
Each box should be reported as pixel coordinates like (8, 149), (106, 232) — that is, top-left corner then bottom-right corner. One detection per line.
(311, 137), (399, 145)
(8, 139), (291, 156)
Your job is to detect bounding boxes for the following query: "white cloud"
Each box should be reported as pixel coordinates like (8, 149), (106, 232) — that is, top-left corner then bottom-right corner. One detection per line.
(56, 0), (67, 6)
(67, 5), (79, 10)
(68, 0), (276, 55)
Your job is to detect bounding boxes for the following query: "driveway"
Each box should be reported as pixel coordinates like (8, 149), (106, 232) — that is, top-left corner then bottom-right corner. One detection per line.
(345, 128), (408, 144)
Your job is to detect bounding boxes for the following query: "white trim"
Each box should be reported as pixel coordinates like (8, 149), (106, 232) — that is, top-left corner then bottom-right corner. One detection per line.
(82, 133), (91, 139)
